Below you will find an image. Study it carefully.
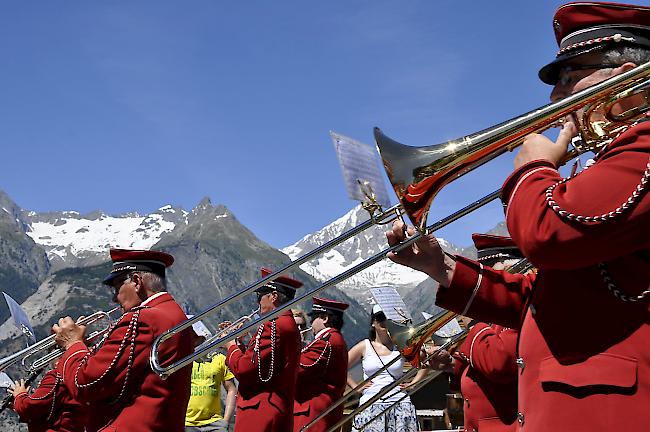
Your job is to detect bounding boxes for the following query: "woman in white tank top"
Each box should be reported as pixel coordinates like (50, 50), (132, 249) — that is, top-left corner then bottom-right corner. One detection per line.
(346, 307), (425, 432)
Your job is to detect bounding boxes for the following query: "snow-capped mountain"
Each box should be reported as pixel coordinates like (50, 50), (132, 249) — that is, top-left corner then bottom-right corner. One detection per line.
(282, 205), (472, 305)
(22, 205), (188, 270)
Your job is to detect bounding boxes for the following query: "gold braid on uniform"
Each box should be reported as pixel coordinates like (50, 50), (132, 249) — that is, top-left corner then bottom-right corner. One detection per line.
(74, 306), (148, 404)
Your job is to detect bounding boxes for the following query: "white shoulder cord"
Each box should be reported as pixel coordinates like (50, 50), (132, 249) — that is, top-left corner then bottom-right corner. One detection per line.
(300, 330), (332, 368)
(253, 320), (276, 382)
(24, 372), (61, 421)
(74, 307), (146, 404)
(544, 120), (650, 302)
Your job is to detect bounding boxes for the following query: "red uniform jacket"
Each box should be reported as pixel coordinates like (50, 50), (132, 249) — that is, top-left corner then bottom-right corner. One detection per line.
(227, 309), (300, 432)
(293, 327), (348, 432)
(13, 369), (87, 432)
(438, 120), (650, 430)
(58, 292), (193, 432)
(451, 323), (517, 432)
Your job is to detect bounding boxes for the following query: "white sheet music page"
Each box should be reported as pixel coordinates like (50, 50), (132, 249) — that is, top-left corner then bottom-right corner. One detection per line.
(330, 131), (391, 209)
(369, 287), (412, 322)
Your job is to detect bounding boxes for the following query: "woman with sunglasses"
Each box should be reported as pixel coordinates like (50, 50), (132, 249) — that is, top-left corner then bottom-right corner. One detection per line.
(346, 306), (425, 432)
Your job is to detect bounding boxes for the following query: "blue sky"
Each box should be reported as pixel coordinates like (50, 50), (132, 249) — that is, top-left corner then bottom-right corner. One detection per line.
(0, 1), (575, 249)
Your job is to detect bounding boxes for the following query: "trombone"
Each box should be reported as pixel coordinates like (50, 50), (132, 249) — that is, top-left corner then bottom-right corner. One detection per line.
(304, 256), (532, 431)
(150, 61), (650, 379)
(0, 307), (120, 374)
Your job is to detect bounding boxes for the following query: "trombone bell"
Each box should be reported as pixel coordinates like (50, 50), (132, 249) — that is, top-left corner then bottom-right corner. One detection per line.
(376, 62), (650, 230)
(385, 309), (456, 368)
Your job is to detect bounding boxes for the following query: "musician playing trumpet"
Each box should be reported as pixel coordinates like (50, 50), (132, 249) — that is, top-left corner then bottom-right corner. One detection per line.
(224, 267), (302, 432)
(9, 361), (88, 432)
(293, 297), (349, 432)
(51, 248), (194, 432)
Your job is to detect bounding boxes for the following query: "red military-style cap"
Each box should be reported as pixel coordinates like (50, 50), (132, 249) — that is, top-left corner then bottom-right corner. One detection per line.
(472, 234), (523, 267)
(310, 296), (349, 317)
(255, 267), (303, 300)
(103, 248), (174, 285)
(539, 2), (650, 84)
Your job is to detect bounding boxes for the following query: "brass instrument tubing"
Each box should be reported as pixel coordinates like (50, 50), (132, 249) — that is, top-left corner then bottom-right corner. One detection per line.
(152, 190), (503, 378)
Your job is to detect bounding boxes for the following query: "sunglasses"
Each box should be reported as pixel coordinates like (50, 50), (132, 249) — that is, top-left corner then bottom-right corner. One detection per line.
(557, 63), (623, 86)
(256, 290), (275, 302)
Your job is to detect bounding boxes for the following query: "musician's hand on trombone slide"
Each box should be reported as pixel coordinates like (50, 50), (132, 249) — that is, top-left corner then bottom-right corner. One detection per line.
(52, 317), (87, 350)
(386, 220), (456, 287)
(515, 121), (577, 169)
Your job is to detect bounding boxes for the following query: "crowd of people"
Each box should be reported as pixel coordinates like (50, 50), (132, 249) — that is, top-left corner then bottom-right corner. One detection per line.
(4, 1), (650, 431)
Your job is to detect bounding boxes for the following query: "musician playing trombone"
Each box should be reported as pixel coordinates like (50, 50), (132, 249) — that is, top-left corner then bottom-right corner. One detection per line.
(51, 248), (194, 432)
(387, 3), (650, 430)
(224, 267), (302, 432)
(293, 297), (349, 432)
(8, 361), (88, 432)
(424, 234), (528, 431)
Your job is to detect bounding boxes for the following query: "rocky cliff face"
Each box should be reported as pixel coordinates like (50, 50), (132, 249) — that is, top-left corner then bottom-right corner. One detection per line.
(0, 192), (50, 324)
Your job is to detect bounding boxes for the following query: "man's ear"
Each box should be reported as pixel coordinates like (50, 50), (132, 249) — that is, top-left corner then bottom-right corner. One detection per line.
(613, 62), (638, 76)
(322, 314), (330, 326)
(131, 273), (143, 293)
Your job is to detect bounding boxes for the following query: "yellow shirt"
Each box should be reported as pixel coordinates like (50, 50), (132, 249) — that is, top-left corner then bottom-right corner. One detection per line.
(185, 353), (235, 426)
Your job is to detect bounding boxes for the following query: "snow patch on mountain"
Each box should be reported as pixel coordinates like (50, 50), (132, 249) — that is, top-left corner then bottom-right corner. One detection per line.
(26, 210), (183, 261)
(282, 206), (432, 303)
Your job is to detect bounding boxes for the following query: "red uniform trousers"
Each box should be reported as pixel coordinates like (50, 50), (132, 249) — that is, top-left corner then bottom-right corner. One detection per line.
(293, 327), (348, 432)
(227, 309), (300, 432)
(438, 121), (650, 431)
(58, 292), (193, 432)
(451, 323), (518, 432)
(13, 369), (87, 432)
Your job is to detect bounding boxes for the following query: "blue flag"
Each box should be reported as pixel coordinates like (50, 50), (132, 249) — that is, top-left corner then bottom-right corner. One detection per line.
(2, 292), (36, 345)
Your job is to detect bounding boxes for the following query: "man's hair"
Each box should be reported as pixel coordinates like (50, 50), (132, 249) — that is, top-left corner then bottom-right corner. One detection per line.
(129, 271), (166, 292)
(317, 312), (344, 331)
(600, 46), (650, 66)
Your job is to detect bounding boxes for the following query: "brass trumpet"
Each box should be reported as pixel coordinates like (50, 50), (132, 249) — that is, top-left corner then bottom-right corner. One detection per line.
(151, 62), (650, 380)
(195, 308), (260, 358)
(0, 307), (120, 373)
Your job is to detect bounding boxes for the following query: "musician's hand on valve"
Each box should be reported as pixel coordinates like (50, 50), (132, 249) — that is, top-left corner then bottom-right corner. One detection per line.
(422, 346), (453, 370)
(515, 121), (577, 169)
(386, 220), (455, 287)
(10, 379), (29, 397)
(52, 316), (86, 350)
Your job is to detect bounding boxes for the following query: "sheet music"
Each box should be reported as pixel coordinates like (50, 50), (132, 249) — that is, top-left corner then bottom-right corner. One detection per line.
(330, 131), (391, 208)
(369, 287), (412, 322)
